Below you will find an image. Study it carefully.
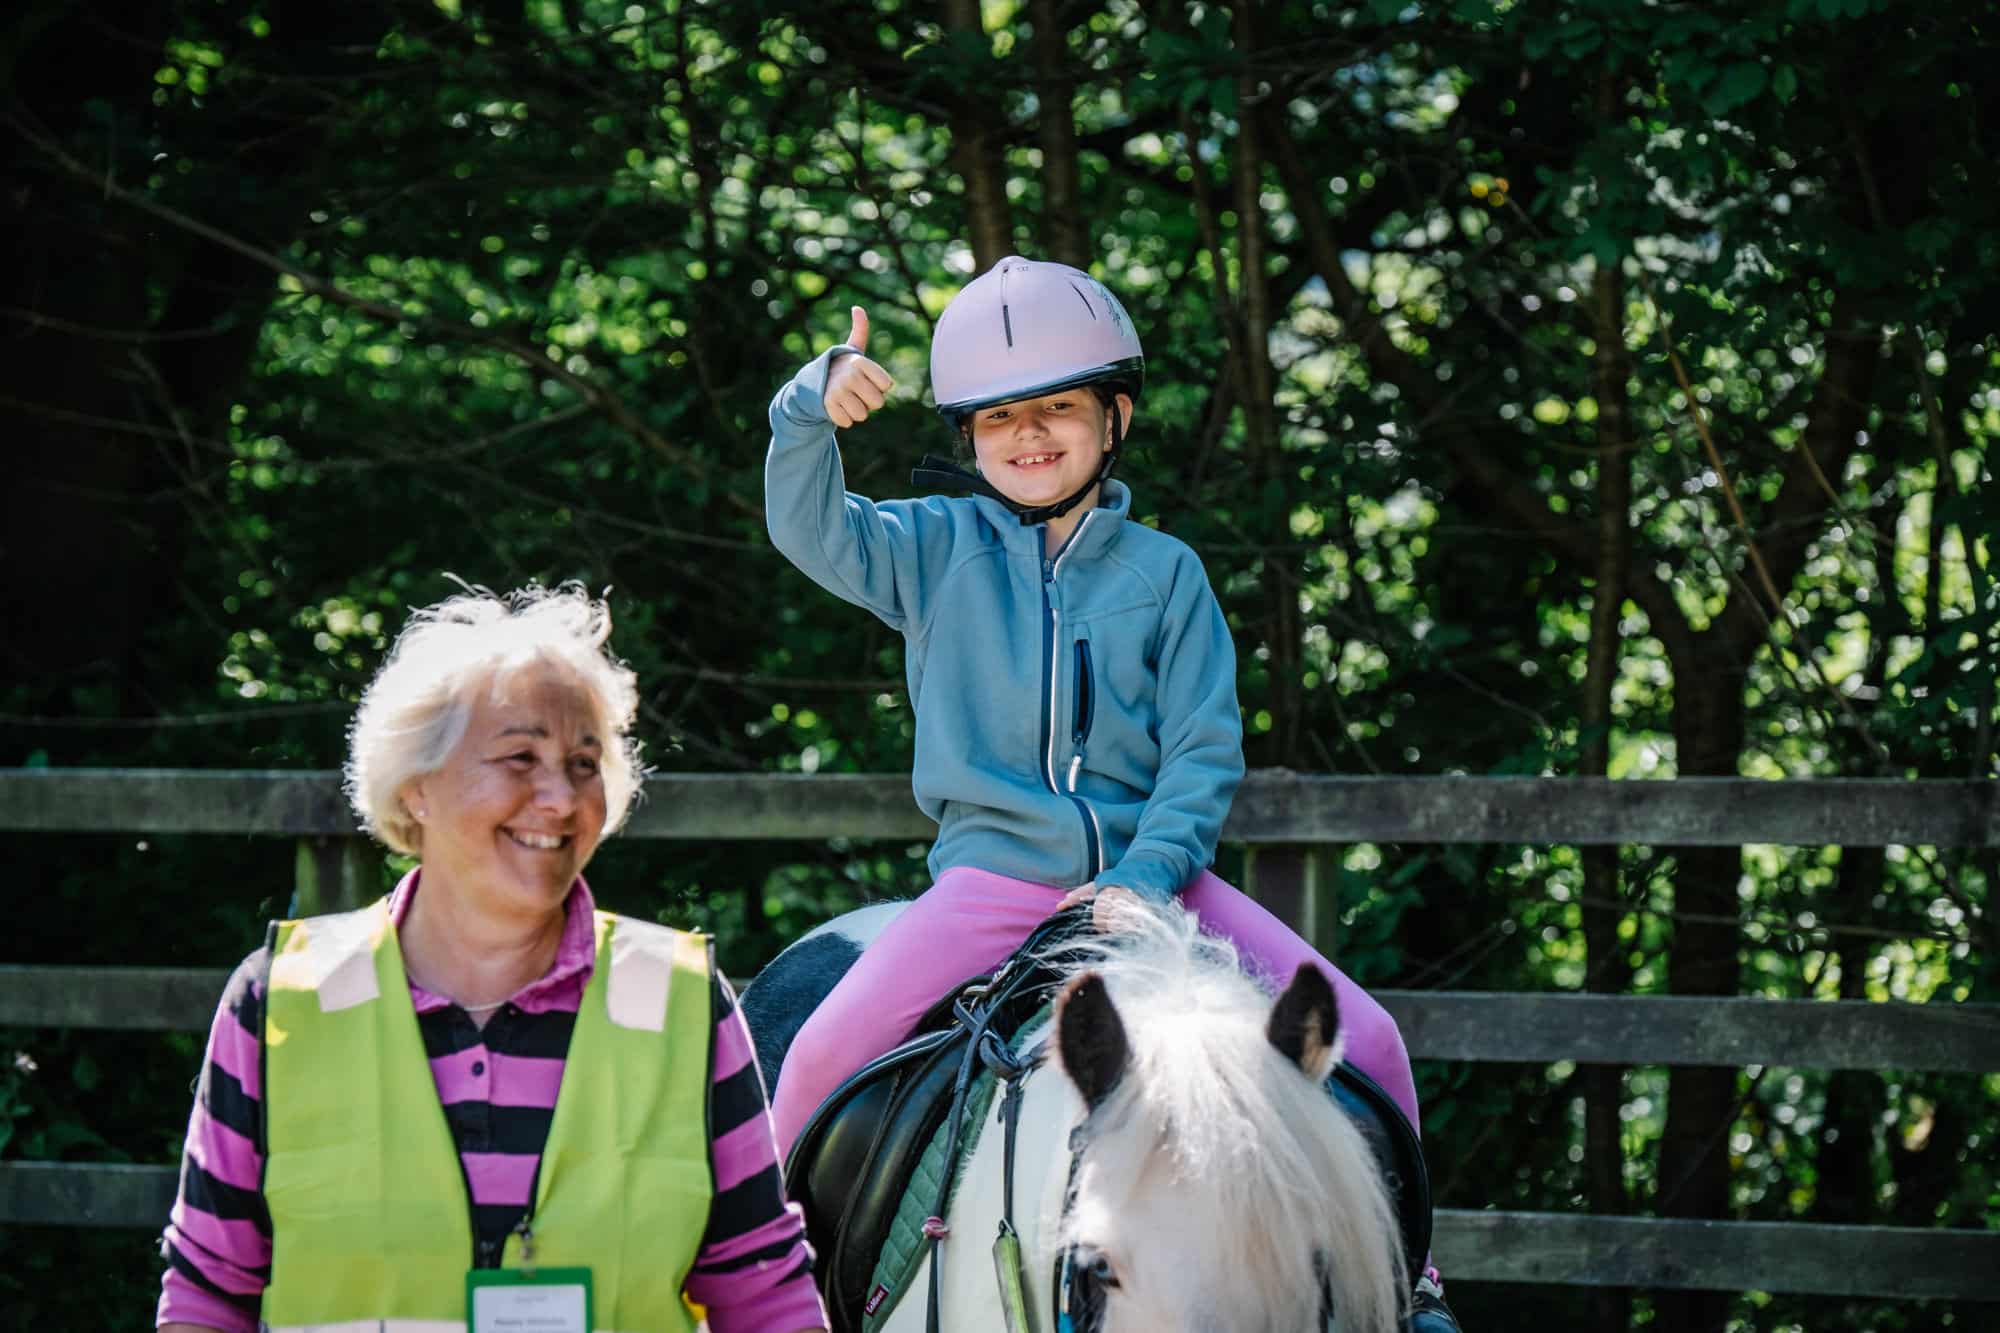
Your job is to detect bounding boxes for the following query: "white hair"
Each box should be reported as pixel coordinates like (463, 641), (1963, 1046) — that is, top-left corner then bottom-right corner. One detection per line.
(1057, 905), (1407, 1333)
(344, 582), (645, 855)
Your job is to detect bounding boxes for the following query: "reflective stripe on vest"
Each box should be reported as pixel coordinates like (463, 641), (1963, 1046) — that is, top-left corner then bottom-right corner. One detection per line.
(262, 898), (713, 1332)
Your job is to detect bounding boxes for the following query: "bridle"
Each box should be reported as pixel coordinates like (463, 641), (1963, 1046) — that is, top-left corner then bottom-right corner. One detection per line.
(1051, 1121), (1106, 1333)
(1045, 1115), (1344, 1333)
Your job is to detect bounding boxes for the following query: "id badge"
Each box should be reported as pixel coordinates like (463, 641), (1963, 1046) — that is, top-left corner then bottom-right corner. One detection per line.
(466, 1265), (594, 1333)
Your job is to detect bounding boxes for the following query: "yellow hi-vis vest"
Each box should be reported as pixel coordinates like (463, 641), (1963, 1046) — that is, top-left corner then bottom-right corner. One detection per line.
(259, 897), (714, 1333)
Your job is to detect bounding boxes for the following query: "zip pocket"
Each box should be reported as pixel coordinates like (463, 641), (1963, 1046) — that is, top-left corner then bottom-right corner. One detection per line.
(1072, 639), (1094, 745)
(1068, 639), (1094, 792)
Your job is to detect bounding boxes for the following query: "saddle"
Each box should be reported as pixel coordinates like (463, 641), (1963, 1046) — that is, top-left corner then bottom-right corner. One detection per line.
(784, 914), (1077, 1333)
(784, 917), (1436, 1332)
(1327, 1059), (1434, 1284)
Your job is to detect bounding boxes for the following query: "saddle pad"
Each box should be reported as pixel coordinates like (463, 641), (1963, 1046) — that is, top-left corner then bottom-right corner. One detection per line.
(788, 1027), (963, 1328)
(858, 1056), (1005, 1331)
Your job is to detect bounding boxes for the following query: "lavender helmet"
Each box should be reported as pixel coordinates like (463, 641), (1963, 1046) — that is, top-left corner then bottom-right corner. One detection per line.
(913, 256), (1145, 526)
(930, 255), (1145, 427)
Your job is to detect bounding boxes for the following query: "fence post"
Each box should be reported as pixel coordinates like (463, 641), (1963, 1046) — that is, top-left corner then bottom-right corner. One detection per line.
(292, 836), (376, 916)
(1244, 843), (1340, 961)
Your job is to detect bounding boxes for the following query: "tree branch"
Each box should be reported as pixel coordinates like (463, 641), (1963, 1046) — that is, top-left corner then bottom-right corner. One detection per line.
(1256, 97), (1598, 570)
(6, 102), (750, 514)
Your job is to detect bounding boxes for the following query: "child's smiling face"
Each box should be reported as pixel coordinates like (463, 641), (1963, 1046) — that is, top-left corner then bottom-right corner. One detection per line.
(969, 388), (1131, 512)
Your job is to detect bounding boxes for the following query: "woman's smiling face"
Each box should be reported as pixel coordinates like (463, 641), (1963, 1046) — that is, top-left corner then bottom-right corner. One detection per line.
(969, 388), (1129, 510)
(403, 662), (609, 917)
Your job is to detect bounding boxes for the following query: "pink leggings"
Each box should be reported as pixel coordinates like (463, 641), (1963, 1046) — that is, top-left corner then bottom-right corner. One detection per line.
(770, 865), (1419, 1161)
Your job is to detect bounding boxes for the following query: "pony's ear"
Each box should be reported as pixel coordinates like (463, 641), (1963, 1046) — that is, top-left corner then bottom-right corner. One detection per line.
(1056, 971), (1129, 1110)
(1267, 962), (1343, 1082)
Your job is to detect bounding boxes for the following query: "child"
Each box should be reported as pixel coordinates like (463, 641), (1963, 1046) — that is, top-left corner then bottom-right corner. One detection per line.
(763, 257), (1452, 1324)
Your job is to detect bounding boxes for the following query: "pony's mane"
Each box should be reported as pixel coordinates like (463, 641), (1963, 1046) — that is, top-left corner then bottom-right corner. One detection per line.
(1053, 904), (1407, 1333)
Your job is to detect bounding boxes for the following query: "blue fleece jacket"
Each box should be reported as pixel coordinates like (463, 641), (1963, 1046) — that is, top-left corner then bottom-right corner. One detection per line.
(765, 348), (1244, 901)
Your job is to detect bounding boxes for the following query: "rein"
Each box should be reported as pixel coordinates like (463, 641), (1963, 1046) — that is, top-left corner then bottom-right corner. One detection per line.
(976, 1042), (1102, 1333)
(919, 962), (1049, 1333)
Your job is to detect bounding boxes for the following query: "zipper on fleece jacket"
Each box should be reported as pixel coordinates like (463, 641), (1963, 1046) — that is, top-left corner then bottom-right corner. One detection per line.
(1067, 639), (1093, 792)
(1042, 518), (1102, 880)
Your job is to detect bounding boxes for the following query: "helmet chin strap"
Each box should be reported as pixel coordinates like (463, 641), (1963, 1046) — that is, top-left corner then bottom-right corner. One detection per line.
(911, 406), (1124, 527)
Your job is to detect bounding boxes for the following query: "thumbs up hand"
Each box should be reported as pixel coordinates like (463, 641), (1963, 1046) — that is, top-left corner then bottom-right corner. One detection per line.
(824, 305), (894, 430)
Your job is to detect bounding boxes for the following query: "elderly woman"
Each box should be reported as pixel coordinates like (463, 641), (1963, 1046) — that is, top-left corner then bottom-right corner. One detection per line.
(158, 585), (827, 1333)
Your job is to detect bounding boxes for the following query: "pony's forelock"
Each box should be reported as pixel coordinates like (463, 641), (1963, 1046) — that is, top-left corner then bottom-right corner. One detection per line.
(1054, 903), (1407, 1333)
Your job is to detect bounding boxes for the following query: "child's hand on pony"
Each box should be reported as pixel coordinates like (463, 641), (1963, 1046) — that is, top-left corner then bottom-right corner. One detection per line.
(1055, 882), (1145, 934)
(824, 305), (894, 429)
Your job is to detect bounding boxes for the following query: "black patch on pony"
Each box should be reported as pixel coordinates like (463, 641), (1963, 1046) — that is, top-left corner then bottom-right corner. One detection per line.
(737, 930), (864, 1094)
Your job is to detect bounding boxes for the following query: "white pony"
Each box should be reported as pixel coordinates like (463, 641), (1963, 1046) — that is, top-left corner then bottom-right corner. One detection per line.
(762, 901), (1409, 1333)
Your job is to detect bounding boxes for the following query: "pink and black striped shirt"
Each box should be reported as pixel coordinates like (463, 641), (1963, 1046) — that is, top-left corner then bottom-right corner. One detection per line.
(157, 872), (825, 1333)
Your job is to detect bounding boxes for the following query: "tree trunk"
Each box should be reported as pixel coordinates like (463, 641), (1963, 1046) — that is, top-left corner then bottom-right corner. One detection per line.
(1580, 257), (1635, 1333)
(0, 220), (166, 694)
(940, 0), (1014, 272)
(1817, 848), (1885, 1226)
(1651, 637), (1746, 1332)
(1814, 476), (1905, 1230)
(1228, 1), (1300, 768)
(1029, 0), (1085, 268)
(0, 4), (177, 698)
(1642, 283), (1879, 1330)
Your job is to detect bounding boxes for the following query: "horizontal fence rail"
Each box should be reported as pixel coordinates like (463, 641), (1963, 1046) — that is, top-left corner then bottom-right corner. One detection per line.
(1438, 1210), (1997, 1300)
(5, 966), (1995, 1071)
(1383, 991), (2000, 1072)
(3, 769), (1995, 846)
(0, 1163), (1990, 1300)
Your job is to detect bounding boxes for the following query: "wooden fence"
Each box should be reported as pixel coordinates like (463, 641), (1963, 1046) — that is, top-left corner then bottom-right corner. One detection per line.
(2, 768), (1996, 1304)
